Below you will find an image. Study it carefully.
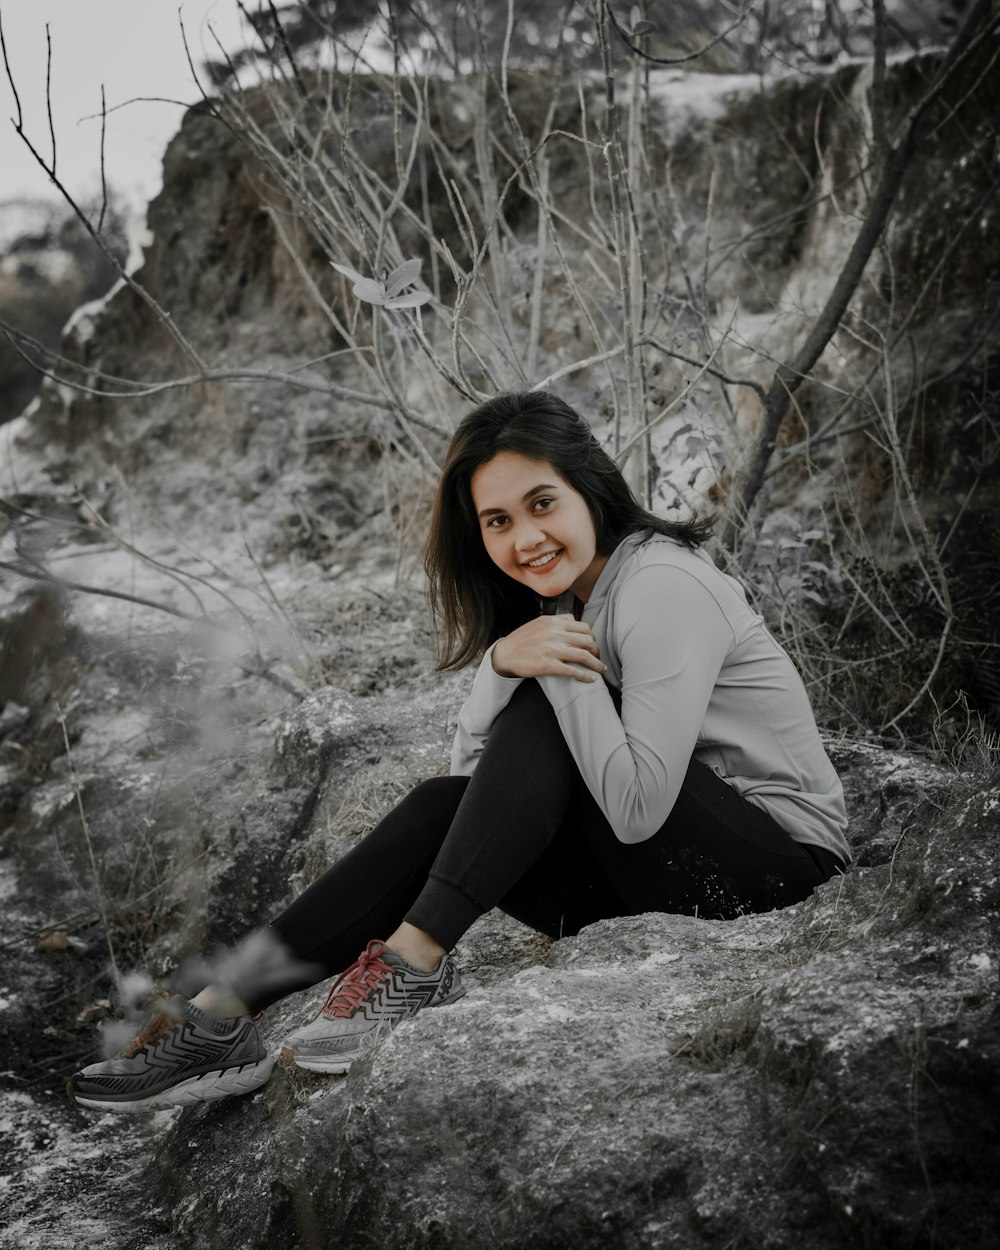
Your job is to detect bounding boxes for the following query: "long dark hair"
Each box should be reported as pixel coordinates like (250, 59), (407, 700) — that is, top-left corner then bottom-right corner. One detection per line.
(425, 390), (714, 669)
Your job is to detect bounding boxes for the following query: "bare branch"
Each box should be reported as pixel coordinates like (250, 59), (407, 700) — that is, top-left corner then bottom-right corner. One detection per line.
(644, 338), (768, 404)
(597, 0), (636, 457)
(0, 35), (209, 375)
(266, 0), (308, 99)
(871, 0), (888, 159)
(0, 557), (191, 621)
(55, 698), (121, 982)
(0, 7), (23, 130)
(720, 0), (1000, 554)
(45, 23), (56, 175)
(98, 85), (108, 232)
(615, 315), (740, 464)
(0, 314), (447, 434)
(926, 39), (1000, 141)
(531, 345), (627, 391)
(607, 1), (755, 68)
(764, 178), (999, 479)
(705, 166), (869, 280)
(0, 559), (306, 700)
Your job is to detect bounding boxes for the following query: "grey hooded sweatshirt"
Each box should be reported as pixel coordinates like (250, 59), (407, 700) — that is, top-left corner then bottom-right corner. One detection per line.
(450, 532), (851, 867)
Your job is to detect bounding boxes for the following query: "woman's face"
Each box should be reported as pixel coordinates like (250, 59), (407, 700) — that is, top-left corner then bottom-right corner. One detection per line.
(470, 451), (608, 603)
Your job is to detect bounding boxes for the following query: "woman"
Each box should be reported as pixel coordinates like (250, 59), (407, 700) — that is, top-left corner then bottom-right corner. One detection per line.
(69, 390), (849, 1111)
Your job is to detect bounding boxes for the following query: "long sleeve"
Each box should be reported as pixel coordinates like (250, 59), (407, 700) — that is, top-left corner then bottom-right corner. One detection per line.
(449, 642), (524, 776)
(538, 565), (734, 843)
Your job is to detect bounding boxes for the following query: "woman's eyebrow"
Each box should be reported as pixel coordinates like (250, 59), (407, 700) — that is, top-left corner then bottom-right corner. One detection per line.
(477, 484), (560, 520)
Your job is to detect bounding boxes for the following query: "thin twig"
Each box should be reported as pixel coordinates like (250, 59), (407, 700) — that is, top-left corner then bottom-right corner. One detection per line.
(531, 345), (628, 391)
(644, 338), (767, 404)
(0, 316), (446, 431)
(721, 0), (999, 553)
(55, 700), (120, 986)
(763, 178), (998, 479)
(0, 31), (208, 372)
(871, 0), (888, 160)
(607, 0), (755, 67)
(0, 558), (192, 620)
(45, 23), (56, 175)
(266, 0), (307, 98)
(98, 84), (108, 232)
(615, 314), (738, 464)
(243, 534), (311, 664)
(0, 8), (24, 129)
(0, 560), (306, 699)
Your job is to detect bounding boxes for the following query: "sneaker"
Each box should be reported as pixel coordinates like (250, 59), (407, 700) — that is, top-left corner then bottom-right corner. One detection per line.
(67, 997), (273, 1112)
(282, 939), (466, 1074)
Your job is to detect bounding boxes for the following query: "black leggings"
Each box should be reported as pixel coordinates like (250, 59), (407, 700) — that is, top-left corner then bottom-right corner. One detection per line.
(251, 680), (841, 1013)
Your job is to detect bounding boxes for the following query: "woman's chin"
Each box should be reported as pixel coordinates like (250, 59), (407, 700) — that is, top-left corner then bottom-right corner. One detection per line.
(522, 573), (573, 598)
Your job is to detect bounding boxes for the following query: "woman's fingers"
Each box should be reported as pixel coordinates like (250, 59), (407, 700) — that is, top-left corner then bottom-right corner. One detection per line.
(492, 614), (605, 679)
(557, 616), (600, 652)
(565, 667), (601, 682)
(550, 617), (603, 676)
(555, 641), (605, 679)
(559, 659), (602, 681)
(561, 643), (605, 671)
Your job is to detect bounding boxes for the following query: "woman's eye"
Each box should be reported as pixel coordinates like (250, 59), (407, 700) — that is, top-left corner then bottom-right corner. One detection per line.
(485, 515), (508, 529)
(533, 498), (553, 511)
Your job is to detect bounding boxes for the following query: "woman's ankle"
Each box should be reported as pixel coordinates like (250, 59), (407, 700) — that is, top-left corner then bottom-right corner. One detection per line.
(189, 985), (251, 1020)
(384, 922), (447, 973)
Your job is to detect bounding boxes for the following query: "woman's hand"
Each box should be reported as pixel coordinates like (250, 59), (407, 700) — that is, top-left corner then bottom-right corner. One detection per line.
(492, 615), (606, 682)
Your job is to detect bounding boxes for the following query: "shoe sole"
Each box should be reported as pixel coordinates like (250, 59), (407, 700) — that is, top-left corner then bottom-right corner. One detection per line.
(282, 1046), (355, 1074)
(283, 984), (468, 1075)
(71, 1055), (274, 1112)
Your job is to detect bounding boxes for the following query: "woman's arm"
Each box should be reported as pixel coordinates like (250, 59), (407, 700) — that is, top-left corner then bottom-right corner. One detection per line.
(450, 642), (523, 775)
(537, 566), (734, 843)
(450, 616), (604, 776)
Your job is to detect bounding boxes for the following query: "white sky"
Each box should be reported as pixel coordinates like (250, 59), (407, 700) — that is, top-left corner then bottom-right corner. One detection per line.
(0, 1), (250, 212)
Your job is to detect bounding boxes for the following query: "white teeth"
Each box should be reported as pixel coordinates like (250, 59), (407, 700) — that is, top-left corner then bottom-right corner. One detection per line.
(526, 551), (560, 568)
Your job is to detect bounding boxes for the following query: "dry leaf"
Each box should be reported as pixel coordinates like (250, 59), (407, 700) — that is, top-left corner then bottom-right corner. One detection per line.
(37, 930), (89, 954)
(76, 998), (112, 1025)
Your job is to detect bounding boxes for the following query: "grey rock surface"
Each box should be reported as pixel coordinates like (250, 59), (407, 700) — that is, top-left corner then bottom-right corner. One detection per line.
(146, 726), (1000, 1250)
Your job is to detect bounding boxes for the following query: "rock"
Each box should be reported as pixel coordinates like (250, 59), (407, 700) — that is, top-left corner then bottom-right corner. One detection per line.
(0, 859), (173, 1250)
(141, 746), (999, 1250)
(828, 740), (954, 866)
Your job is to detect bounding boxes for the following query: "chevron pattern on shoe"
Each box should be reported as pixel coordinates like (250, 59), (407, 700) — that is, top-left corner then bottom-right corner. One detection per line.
(282, 939), (467, 1072)
(341, 974), (448, 1021)
(69, 1001), (270, 1108)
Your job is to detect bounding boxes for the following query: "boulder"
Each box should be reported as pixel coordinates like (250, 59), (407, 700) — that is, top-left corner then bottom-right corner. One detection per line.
(146, 741), (1000, 1250)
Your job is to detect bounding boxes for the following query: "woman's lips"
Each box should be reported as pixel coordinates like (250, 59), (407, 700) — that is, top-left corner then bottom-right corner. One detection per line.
(523, 548), (564, 573)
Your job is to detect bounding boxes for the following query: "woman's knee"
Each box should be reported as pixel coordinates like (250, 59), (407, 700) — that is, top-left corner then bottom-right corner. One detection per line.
(476, 679), (576, 786)
(400, 775), (469, 816)
(494, 677), (559, 730)
(506, 676), (548, 706)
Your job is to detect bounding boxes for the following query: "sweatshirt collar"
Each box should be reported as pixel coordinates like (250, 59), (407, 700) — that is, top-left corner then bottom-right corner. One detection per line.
(582, 530), (650, 612)
(538, 530), (669, 618)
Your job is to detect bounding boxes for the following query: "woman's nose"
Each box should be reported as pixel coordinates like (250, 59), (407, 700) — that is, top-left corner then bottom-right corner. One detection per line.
(514, 521), (545, 551)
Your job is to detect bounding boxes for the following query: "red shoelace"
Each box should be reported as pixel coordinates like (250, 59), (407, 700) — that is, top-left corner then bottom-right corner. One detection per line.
(321, 940), (393, 1020)
(121, 997), (184, 1057)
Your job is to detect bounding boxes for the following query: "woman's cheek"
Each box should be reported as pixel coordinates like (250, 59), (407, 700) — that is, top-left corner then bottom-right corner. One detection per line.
(483, 535), (506, 572)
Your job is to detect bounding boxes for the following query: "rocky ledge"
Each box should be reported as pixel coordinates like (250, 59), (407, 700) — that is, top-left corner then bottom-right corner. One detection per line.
(144, 728), (999, 1250)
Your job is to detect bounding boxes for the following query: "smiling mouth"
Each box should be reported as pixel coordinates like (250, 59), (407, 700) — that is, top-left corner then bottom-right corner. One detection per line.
(523, 549), (563, 571)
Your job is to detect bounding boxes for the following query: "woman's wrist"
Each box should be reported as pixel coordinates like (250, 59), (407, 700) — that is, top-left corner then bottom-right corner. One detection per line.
(490, 638), (517, 678)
